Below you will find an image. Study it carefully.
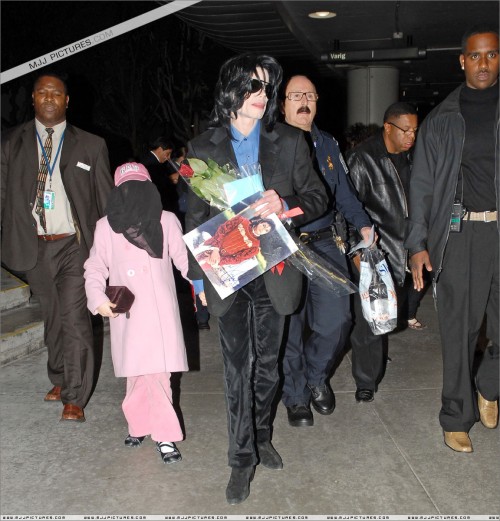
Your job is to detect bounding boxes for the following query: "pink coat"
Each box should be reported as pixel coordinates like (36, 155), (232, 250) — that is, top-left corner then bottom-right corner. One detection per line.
(84, 211), (189, 377)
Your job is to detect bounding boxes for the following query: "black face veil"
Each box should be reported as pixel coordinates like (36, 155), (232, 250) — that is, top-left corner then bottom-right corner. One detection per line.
(106, 180), (164, 259)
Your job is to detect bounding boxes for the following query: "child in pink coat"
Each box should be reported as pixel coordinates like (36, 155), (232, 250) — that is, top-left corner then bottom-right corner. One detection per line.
(84, 162), (189, 464)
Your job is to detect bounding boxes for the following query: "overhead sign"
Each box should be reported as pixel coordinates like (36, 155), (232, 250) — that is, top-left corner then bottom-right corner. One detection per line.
(321, 47), (427, 63)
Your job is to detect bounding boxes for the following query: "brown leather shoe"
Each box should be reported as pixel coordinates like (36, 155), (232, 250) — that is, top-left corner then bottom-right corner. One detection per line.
(60, 404), (85, 422)
(443, 431), (473, 453)
(478, 392), (499, 429)
(44, 386), (62, 401)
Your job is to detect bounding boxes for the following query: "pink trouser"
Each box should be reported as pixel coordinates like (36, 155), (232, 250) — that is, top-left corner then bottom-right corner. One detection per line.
(122, 372), (183, 442)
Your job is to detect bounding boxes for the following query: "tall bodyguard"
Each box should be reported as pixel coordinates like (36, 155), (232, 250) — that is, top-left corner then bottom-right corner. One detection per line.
(405, 25), (499, 452)
(1, 72), (113, 422)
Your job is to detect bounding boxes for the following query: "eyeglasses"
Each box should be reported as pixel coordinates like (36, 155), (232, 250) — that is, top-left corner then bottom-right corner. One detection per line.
(387, 122), (418, 135)
(286, 92), (319, 102)
(249, 78), (274, 98)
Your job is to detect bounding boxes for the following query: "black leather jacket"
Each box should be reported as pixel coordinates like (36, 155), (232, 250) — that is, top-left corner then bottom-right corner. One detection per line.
(346, 131), (410, 286)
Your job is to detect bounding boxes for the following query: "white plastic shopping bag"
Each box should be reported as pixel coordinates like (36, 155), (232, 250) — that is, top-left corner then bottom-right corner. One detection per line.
(358, 248), (397, 335)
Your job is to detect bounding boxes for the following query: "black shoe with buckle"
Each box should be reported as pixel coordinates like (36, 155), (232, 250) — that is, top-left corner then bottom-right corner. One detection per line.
(156, 441), (182, 464)
(124, 434), (145, 448)
(309, 384), (336, 415)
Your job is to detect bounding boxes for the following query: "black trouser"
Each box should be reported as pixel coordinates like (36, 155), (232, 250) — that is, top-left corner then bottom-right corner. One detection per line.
(350, 285), (386, 391)
(476, 342), (499, 402)
(26, 235), (95, 408)
(282, 238), (350, 407)
(436, 220), (499, 432)
(406, 282), (426, 322)
(350, 269), (414, 391)
(218, 277), (285, 468)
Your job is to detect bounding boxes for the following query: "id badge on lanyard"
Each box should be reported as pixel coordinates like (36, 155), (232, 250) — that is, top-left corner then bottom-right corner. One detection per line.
(36, 129), (65, 210)
(43, 190), (55, 209)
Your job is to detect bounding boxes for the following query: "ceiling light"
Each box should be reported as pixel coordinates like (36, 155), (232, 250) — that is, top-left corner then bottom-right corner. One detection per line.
(308, 11), (336, 19)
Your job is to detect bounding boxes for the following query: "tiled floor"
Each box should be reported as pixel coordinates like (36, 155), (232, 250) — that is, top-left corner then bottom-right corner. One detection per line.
(1, 290), (498, 516)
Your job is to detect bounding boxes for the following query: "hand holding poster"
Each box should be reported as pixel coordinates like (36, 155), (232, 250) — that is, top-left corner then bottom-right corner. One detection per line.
(177, 157), (358, 298)
(183, 193), (297, 299)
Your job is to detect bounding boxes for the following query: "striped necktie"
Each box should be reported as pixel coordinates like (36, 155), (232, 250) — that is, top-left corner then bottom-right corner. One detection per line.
(35, 127), (54, 233)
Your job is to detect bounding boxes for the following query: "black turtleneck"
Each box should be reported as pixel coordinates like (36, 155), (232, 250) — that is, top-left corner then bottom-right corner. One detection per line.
(459, 83), (498, 212)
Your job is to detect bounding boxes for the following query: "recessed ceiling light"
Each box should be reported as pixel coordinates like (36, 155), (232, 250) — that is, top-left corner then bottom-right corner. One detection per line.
(308, 11), (336, 19)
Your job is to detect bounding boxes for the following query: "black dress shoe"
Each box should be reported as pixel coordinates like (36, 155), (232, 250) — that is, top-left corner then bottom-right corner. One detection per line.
(197, 322), (210, 330)
(309, 384), (336, 415)
(286, 404), (314, 427)
(124, 434), (145, 448)
(257, 440), (283, 469)
(355, 388), (374, 402)
(226, 466), (255, 505)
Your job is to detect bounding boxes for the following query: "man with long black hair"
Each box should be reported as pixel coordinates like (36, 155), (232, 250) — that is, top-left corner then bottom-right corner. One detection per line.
(185, 54), (327, 504)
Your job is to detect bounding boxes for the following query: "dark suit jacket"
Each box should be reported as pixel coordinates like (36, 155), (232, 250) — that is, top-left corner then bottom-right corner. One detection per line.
(139, 152), (179, 213)
(185, 122), (328, 317)
(1, 120), (113, 271)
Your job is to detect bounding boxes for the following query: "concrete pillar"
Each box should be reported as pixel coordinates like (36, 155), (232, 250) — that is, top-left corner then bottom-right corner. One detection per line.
(347, 66), (399, 126)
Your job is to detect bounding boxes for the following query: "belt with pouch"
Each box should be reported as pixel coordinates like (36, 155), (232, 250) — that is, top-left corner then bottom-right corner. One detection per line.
(463, 210), (497, 222)
(299, 226), (333, 244)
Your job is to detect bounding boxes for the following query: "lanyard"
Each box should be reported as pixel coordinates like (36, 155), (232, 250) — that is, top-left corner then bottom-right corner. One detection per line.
(36, 129), (65, 188)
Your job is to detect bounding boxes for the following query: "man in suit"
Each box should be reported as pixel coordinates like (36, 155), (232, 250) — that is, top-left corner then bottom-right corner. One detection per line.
(139, 137), (178, 213)
(185, 54), (327, 505)
(1, 72), (113, 422)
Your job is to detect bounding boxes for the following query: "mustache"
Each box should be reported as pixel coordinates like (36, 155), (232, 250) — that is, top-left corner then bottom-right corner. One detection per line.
(297, 106), (311, 114)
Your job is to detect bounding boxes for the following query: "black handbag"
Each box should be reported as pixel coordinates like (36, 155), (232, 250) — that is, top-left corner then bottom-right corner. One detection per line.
(105, 286), (135, 317)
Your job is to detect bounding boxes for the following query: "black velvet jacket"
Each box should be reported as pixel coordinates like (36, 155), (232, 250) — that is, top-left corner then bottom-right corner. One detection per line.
(185, 122), (328, 317)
